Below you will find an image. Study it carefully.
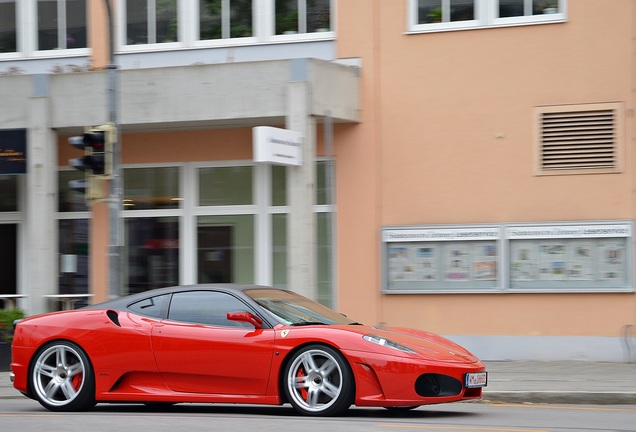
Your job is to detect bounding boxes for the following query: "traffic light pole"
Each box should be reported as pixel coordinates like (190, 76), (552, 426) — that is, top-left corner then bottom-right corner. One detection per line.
(105, 0), (122, 299)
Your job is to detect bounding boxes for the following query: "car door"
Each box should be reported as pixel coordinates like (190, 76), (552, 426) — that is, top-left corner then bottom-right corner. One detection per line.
(150, 290), (275, 395)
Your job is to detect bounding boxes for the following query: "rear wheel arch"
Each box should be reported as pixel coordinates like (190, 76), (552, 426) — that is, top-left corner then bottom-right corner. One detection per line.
(28, 339), (96, 411)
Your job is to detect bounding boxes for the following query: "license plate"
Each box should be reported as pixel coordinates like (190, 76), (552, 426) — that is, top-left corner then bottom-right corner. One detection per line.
(465, 372), (488, 388)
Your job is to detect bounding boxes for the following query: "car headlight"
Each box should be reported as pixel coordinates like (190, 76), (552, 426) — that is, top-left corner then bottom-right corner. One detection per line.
(363, 334), (417, 354)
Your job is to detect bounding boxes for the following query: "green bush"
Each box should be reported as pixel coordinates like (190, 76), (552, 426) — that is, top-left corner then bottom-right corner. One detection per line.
(0, 309), (25, 344)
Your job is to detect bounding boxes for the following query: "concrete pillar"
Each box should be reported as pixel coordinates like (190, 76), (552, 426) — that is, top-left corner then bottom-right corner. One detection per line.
(25, 75), (58, 315)
(286, 59), (317, 300)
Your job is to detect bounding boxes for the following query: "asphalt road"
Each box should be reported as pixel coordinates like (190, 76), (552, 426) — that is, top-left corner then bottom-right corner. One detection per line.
(0, 399), (635, 432)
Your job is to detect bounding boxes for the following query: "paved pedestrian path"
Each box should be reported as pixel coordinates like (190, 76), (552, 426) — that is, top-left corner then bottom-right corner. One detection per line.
(1, 361), (635, 404)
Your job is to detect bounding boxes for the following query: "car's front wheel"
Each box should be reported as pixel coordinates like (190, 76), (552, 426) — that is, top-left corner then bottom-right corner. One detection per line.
(283, 344), (354, 416)
(30, 341), (96, 411)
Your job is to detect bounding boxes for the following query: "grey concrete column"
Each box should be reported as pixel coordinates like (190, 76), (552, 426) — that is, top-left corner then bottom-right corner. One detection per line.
(286, 59), (317, 300)
(25, 74), (58, 315)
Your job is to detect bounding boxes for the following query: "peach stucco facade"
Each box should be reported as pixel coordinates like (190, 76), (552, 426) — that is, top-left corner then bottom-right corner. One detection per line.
(36, 0), (636, 360)
(332, 1), (636, 349)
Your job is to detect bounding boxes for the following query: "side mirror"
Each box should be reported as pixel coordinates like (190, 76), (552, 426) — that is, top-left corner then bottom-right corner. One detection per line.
(227, 311), (263, 329)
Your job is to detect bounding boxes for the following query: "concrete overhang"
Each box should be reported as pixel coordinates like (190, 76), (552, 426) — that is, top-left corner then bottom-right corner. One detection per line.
(0, 58), (360, 135)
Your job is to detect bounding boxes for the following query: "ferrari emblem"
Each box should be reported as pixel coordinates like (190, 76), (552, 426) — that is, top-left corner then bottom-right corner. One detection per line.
(281, 330), (290, 338)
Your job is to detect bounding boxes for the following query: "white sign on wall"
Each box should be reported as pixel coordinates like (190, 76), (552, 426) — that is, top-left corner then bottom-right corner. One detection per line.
(253, 126), (303, 166)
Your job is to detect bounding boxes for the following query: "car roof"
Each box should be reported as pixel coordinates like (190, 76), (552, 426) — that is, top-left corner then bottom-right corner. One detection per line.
(85, 284), (275, 311)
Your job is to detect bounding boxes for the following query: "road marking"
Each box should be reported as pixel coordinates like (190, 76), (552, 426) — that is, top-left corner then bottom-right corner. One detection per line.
(491, 403), (636, 413)
(379, 425), (548, 432)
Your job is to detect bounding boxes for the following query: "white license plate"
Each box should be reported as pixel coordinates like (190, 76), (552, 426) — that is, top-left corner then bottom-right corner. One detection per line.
(465, 372), (488, 388)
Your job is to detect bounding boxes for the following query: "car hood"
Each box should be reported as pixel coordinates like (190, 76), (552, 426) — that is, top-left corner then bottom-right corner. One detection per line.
(363, 326), (481, 364)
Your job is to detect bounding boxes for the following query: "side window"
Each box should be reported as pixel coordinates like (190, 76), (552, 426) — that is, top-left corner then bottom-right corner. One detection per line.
(168, 291), (252, 327)
(128, 294), (170, 318)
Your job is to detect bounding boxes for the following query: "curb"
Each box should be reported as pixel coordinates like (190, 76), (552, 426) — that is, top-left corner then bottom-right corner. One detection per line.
(483, 391), (636, 405)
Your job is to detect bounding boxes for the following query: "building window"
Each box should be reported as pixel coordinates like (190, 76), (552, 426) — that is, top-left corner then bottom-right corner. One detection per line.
(197, 215), (255, 284)
(416, 0), (475, 24)
(409, 0), (566, 33)
(37, 0), (87, 50)
(198, 166), (253, 206)
(0, 1), (17, 53)
(58, 171), (89, 212)
(275, 0), (332, 35)
(123, 166), (181, 210)
(199, 0), (253, 40)
(534, 102), (624, 176)
(125, 216), (180, 295)
(0, 176), (19, 212)
(58, 219), (90, 301)
(125, 0), (178, 45)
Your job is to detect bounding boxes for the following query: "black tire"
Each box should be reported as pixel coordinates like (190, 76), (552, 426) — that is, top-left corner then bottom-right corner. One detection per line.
(283, 344), (354, 416)
(30, 340), (96, 411)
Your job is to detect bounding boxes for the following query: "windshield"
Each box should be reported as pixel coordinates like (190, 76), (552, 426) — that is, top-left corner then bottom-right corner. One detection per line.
(244, 288), (358, 326)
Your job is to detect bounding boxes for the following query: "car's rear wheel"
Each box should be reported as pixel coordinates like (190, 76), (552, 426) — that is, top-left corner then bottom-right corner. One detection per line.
(30, 341), (95, 411)
(283, 344), (354, 416)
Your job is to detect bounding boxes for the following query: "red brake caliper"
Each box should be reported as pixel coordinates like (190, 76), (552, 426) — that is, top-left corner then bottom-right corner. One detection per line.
(296, 367), (308, 400)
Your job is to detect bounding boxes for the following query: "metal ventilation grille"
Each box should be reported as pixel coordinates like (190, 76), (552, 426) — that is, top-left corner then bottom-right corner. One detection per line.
(540, 109), (616, 170)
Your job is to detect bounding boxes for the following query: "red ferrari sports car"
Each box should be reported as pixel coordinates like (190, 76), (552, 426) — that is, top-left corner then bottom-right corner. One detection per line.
(11, 284), (487, 416)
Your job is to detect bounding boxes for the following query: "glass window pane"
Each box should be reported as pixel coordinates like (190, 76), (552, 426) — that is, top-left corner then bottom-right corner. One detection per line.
(316, 212), (333, 307)
(168, 291), (252, 327)
(499, 0), (524, 17)
(58, 171), (89, 212)
(127, 0), (149, 44)
(316, 161), (331, 205)
(230, 0), (252, 38)
(58, 220), (90, 303)
(276, 0), (298, 34)
(0, 224), (17, 300)
(450, 0), (474, 21)
(124, 167), (181, 210)
(198, 166), (252, 206)
(156, 0), (178, 42)
(272, 213), (287, 288)
(0, 176), (18, 212)
(307, 0), (330, 32)
(0, 1), (17, 53)
(197, 215), (254, 284)
(125, 217), (180, 295)
(418, 0), (442, 24)
(38, 0), (59, 50)
(533, 0), (559, 15)
(200, 0), (222, 39)
(66, 0), (87, 48)
(271, 165), (286, 206)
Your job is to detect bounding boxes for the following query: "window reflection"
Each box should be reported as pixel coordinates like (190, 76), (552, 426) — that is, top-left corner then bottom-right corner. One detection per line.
(58, 220), (90, 304)
(199, 166), (252, 206)
(125, 217), (180, 295)
(0, 176), (18, 212)
(124, 166), (181, 210)
(37, 0), (87, 50)
(0, 1), (17, 53)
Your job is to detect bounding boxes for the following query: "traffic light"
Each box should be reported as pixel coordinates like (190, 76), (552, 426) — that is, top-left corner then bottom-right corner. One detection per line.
(68, 123), (116, 200)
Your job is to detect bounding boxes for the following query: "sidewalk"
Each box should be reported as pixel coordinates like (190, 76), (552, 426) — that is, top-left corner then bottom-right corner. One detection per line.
(1, 361), (635, 404)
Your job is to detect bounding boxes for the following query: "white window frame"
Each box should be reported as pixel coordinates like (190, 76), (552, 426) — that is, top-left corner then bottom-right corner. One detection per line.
(407, 0), (567, 34)
(119, 0), (182, 52)
(0, 0), (90, 60)
(119, 0), (335, 53)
